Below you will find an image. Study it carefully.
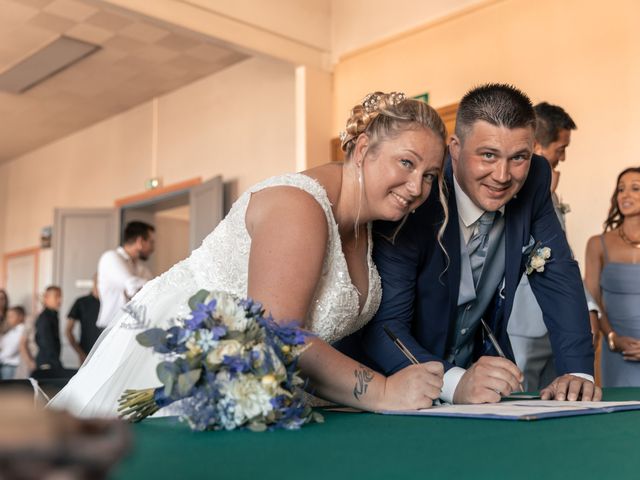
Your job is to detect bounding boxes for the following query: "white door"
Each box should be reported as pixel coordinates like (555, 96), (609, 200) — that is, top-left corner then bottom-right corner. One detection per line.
(53, 208), (118, 367)
(189, 175), (224, 251)
(5, 250), (38, 316)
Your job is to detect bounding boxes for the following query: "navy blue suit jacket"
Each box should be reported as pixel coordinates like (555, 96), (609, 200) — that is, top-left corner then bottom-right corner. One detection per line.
(359, 154), (594, 376)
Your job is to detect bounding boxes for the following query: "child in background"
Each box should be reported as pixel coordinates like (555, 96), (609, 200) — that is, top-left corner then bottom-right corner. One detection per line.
(0, 306), (26, 379)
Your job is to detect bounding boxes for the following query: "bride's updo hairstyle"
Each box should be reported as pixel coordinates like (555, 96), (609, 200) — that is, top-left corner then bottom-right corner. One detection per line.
(340, 91), (447, 157)
(339, 91), (448, 244)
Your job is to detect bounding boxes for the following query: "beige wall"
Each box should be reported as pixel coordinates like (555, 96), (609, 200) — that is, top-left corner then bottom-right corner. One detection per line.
(296, 66), (333, 170)
(332, 0), (640, 270)
(0, 56), (297, 271)
(156, 57), (296, 192)
(331, 0), (487, 61)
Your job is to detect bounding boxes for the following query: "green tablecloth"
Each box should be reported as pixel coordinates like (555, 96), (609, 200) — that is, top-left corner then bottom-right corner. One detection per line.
(112, 388), (640, 480)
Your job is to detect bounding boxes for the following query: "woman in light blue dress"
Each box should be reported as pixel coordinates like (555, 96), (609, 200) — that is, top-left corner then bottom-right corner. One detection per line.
(585, 167), (640, 387)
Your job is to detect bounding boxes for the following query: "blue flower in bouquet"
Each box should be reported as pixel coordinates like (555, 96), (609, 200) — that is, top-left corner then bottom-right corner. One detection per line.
(271, 321), (308, 346)
(186, 299), (217, 330)
(240, 298), (264, 317)
(118, 290), (323, 431)
(222, 354), (253, 374)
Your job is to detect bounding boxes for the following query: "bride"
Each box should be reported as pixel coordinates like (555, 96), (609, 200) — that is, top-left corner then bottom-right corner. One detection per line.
(49, 91), (448, 417)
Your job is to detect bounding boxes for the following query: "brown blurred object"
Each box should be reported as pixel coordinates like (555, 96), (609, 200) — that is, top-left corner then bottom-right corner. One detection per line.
(0, 389), (131, 480)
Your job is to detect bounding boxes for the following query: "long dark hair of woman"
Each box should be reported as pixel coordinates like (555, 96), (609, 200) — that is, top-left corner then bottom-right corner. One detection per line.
(0, 289), (8, 333)
(603, 166), (640, 231)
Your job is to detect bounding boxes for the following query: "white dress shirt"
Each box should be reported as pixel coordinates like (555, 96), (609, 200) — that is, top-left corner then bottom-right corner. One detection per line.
(0, 323), (25, 366)
(440, 176), (592, 403)
(96, 247), (152, 328)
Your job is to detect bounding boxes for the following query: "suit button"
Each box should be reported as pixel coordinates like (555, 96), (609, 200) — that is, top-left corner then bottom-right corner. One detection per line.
(461, 328), (468, 335)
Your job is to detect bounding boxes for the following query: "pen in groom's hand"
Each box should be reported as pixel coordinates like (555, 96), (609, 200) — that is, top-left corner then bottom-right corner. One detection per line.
(480, 318), (525, 393)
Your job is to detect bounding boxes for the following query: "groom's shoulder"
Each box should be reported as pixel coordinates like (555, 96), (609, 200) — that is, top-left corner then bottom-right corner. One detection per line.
(526, 154), (551, 187)
(516, 153), (552, 202)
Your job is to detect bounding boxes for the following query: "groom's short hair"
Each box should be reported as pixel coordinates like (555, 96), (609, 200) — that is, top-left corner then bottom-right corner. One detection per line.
(454, 83), (536, 143)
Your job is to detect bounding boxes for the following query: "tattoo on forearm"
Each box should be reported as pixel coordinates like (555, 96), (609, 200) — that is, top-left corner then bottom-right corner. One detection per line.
(353, 364), (375, 400)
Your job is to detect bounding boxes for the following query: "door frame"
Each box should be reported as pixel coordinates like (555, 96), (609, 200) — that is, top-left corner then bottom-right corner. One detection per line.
(2, 246), (40, 314)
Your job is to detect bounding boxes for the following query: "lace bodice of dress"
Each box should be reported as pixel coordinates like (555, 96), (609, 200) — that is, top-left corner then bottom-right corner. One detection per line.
(181, 173), (381, 344)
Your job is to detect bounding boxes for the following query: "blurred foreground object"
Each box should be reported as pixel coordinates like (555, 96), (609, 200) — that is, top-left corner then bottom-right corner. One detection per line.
(0, 389), (130, 480)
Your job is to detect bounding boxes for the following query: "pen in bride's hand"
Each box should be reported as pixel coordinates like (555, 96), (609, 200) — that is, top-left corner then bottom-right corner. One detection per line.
(383, 326), (442, 406)
(480, 318), (525, 393)
(383, 326), (420, 365)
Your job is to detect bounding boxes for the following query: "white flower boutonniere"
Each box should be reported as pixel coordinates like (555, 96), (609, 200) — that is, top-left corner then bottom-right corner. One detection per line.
(526, 243), (551, 275)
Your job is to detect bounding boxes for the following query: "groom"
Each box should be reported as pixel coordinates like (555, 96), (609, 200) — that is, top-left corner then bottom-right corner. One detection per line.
(360, 84), (600, 403)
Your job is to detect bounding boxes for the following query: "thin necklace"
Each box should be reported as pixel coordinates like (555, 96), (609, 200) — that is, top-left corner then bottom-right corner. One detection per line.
(619, 226), (640, 249)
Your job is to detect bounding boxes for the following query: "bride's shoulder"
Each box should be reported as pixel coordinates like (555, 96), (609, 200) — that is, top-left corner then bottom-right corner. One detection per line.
(245, 179), (330, 240)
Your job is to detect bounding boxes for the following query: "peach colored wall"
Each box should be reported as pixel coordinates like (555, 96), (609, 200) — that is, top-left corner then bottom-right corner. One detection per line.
(156, 57), (295, 192)
(296, 66), (333, 170)
(0, 56), (296, 266)
(331, 0), (487, 61)
(332, 0), (640, 270)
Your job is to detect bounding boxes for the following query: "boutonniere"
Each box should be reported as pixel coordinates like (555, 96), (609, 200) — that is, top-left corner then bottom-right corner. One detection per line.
(525, 241), (551, 275)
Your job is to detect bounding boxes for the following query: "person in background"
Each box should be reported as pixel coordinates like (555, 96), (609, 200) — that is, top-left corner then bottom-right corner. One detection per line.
(19, 316), (36, 376)
(0, 306), (26, 379)
(0, 289), (9, 334)
(96, 221), (154, 329)
(585, 167), (640, 386)
(507, 102), (600, 390)
(34, 286), (63, 372)
(65, 276), (101, 364)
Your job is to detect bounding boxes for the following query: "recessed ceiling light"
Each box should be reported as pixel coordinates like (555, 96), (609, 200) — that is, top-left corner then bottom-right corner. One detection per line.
(0, 36), (100, 94)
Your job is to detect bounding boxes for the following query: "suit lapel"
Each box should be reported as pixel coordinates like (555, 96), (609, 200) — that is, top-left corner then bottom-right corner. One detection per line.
(504, 197), (525, 320)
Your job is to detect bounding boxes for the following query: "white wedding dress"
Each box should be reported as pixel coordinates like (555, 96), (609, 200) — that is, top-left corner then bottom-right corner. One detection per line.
(49, 174), (382, 418)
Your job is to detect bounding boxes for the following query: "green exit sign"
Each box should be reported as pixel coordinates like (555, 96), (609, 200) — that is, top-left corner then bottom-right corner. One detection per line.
(413, 92), (429, 104)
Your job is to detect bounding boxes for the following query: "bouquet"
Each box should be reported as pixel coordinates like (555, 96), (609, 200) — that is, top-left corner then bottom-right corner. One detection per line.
(117, 290), (323, 431)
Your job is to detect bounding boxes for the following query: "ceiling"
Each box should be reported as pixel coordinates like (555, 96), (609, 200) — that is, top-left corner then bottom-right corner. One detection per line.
(0, 0), (249, 162)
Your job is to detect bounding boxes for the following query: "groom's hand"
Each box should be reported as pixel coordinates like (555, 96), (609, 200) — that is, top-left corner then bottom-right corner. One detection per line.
(540, 374), (602, 401)
(453, 356), (523, 404)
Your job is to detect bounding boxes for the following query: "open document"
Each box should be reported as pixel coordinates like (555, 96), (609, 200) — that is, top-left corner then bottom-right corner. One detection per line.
(380, 400), (640, 421)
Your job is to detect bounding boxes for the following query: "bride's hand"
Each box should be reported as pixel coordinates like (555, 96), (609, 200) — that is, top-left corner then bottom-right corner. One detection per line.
(381, 362), (444, 410)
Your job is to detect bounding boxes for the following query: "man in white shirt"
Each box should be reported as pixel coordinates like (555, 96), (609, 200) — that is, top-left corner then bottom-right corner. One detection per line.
(96, 221), (155, 328)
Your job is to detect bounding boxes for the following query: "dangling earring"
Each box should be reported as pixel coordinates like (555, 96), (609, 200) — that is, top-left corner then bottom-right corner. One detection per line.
(354, 162), (364, 243)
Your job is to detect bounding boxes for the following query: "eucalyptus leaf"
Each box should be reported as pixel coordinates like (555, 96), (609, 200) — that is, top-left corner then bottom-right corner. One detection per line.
(188, 289), (210, 311)
(136, 328), (167, 347)
(157, 362), (179, 396)
(177, 369), (201, 397)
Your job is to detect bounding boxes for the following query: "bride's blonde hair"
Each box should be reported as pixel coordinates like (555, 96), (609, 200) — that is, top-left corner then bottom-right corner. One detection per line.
(340, 91), (449, 248)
